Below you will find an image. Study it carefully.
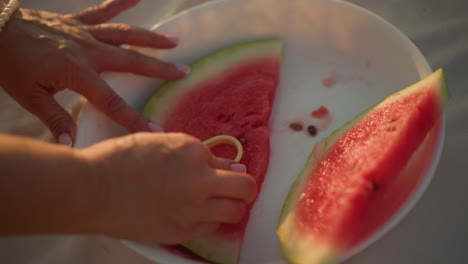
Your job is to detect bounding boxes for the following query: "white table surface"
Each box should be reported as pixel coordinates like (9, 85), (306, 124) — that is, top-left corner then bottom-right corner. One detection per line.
(1, 0), (467, 263)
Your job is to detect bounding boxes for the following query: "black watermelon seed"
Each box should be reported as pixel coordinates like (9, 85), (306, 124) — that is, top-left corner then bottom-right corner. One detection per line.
(289, 122), (303, 131)
(307, 125), (318, 136)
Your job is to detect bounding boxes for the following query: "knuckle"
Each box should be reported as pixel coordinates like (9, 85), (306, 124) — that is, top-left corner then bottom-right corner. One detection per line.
(121, 115), (147, 133)
(200, 223), (219, 233)
(226, 202), (246, 223)
(179, 228), (200, 242)
(104, 93), (126, 115)
(57, 40), (76, 53)
(245, 177), (258, 202)
(185, 178), (211, 203)
(44, 113), (71, 134)
(246, 176), (257, 192)
(37, 35), (55, 46)
(173, 232), (192, 243)
(207, 223), (220, 233)
(115, 23), (133, 34)
(193, 223), (218, 238)
(177, 218), (198, 236)
(128, 51), (146, 66)
(180, 138), (206, 157)
(184, 141), (203, 154)
(21, 93), (72, 135)
(194, 176), (215, 200)
(129, 116), (148, 132)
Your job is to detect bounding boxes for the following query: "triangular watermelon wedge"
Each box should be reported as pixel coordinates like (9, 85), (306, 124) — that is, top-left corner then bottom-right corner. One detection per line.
(143, 38), (283, 264)
(277, 69), (449, 264)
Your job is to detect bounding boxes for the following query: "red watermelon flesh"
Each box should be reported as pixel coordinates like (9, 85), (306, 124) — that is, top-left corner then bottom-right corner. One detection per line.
(277, 69), (449, 264)
(162, 57), (278, 179)
(143, 38), (283, 264)
(346, 118), (443, 250)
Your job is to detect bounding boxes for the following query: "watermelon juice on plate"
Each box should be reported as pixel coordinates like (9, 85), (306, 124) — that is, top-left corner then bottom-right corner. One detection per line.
(74, 0), (445, 263)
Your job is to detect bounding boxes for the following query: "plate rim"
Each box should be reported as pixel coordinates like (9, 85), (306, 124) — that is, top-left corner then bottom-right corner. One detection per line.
(74, 0), (443, 263)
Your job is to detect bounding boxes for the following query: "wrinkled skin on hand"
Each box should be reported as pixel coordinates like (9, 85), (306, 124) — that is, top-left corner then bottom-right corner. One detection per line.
(0, 0), (188, 145)
(80, 132), (256, 244)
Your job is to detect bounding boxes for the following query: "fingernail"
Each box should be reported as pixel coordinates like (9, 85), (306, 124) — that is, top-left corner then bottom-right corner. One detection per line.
(230, 164), (247, 173)
(167, 35), (179, 45)
(148, 122), (164, 132)
(176, 64), (190, 74)
(58, 133), (73, 147)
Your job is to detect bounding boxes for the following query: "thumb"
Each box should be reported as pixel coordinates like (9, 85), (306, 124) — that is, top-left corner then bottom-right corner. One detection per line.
(20, 91), (77, 146)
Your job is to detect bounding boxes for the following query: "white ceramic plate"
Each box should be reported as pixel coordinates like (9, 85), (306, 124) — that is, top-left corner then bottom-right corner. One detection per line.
(75, 0), (445, 263)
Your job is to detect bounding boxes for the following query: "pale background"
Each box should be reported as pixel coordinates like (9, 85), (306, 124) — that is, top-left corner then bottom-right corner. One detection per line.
(0, 0), (467, 263)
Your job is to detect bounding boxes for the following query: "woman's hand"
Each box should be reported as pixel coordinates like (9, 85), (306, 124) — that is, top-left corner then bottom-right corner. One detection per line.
(0, 132), (254, 244)
(79, 132), (256, 244)
(0, 0), (188, 145)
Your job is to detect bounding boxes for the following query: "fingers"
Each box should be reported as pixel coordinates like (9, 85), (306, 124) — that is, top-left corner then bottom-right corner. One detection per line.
(206, 158), (254, 203)
(183, 200), (246, 241)
(203, 199), (247, 224)
(97, 46), (189, 79)
(212, 170), (257, 204)
(73, 71), (156, 133)
(71, 0), (140, 25)
(89, 24), (178, 49)
(190, 222), (220, 239)
(18, 90), (76, 146)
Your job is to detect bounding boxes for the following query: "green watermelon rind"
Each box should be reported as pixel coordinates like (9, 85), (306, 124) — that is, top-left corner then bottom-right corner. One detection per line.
(277, 69), (449, 264)
(142, 38), (283, 124)
(183, 236), (235, 264)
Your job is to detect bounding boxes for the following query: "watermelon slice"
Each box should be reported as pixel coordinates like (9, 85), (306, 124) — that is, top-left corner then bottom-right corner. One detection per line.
(143, 38), (283, 264)
(277, 69), (449, 264)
